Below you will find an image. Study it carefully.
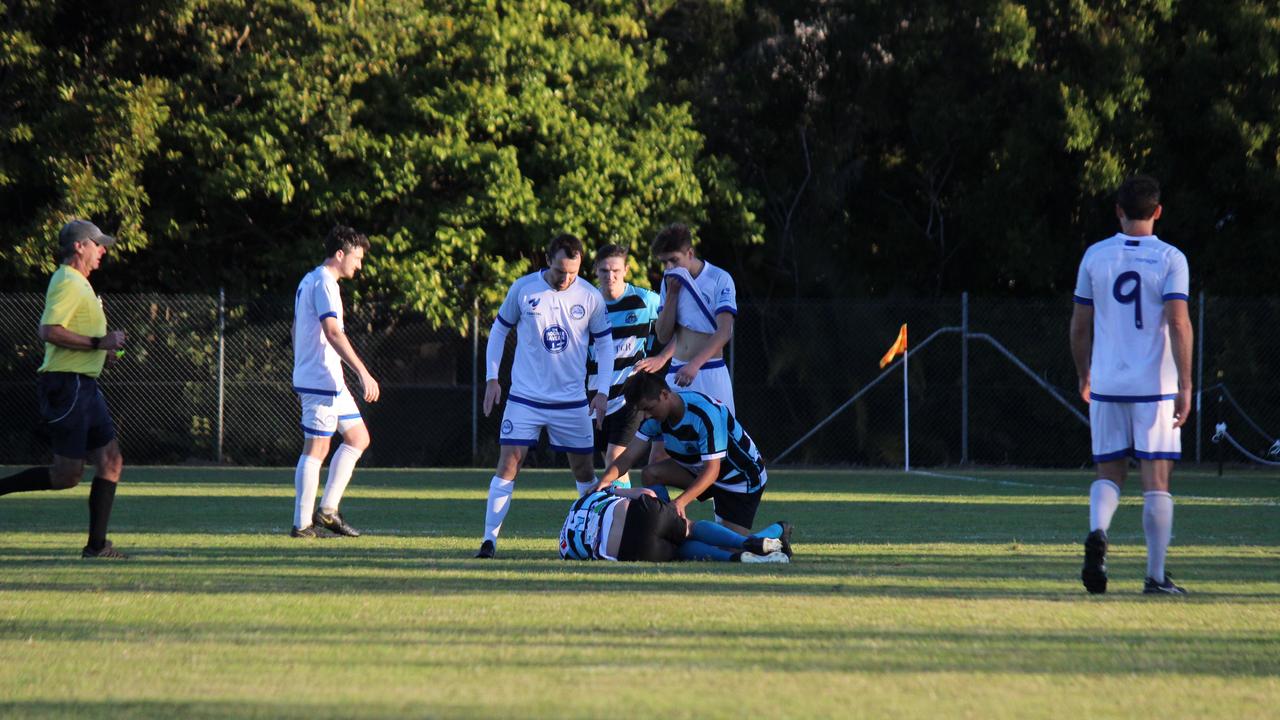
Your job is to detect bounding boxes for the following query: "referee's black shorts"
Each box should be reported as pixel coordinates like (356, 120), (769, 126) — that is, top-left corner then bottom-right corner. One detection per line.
(37, 372), (116, 459)
(616, 494), (687, 562)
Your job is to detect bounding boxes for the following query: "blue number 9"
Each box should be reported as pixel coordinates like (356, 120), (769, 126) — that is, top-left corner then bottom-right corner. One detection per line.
(1112, 271), (1143, 329)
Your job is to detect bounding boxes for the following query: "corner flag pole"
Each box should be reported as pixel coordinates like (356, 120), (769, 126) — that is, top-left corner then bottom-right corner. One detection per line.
(878, 324), (909, 472)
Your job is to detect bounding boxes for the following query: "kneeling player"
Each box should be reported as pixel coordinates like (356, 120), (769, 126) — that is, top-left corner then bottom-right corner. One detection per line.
(559, 487), (790, 563)
(596, 371), (786, 543)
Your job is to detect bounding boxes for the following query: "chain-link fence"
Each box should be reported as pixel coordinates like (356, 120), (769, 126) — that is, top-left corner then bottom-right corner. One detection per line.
(2, 292), (1277, 468)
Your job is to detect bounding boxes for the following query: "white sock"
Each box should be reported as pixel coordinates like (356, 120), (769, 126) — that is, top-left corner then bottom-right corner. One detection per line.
(1089, 479), (1122, 532)
(483, 476), (515, 543)
(319, 444), (363, 512)
(1143, 491), (1174, 581)
(575, 476), (598, 497)
(293, 455), (322, 528)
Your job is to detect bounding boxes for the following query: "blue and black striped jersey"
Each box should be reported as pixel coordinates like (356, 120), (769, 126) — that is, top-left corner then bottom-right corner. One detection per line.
(637, 391), (766, 494)
(586, 284), (661, 415)
(559, 490), (626, 560)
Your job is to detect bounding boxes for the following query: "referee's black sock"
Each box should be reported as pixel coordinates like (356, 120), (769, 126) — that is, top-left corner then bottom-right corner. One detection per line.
(0, 467), (53, 496)
(86, 477), (118, 551)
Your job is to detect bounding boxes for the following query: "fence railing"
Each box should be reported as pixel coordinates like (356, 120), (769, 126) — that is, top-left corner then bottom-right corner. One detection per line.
(2, 292), (1277, 468)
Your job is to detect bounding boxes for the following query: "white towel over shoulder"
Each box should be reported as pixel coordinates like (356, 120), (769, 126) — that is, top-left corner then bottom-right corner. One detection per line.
(659, 261), (738, 334)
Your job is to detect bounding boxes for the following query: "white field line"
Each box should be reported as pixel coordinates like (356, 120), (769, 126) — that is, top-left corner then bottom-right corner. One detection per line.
(912, 469), (1280, 507)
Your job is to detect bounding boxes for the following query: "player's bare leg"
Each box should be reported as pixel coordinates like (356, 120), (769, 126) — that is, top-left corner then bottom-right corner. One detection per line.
(604, 444), (630, 487)
(478, 445), (529, 558)
(567, 451), (597, 496)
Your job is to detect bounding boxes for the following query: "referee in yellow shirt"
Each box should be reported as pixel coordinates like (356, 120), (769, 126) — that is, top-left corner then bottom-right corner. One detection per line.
(0, 220), (129, 558)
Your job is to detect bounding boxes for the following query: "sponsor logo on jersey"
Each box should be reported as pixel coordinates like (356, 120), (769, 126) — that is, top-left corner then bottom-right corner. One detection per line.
(543, 325), (569, 353)
(502, 419), (514, 434)
(529, 297), (541, 308)
(720, 286), (732, 297)
(570, 304), (585, 319)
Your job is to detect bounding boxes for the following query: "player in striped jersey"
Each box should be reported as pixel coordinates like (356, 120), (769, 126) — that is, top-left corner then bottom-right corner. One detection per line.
(587, 244), (672, 487)
(559, 488), (788, 563)
(594, 371), (789, 542)
(1070, 175), (1193, 595)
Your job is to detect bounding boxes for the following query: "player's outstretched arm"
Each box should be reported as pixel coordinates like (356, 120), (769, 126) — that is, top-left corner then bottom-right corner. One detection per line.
(634, 338), (675, 373)
(1068, 305), (1093, 403)
(1166, 298), (1194, 428)
(673, 457), (720, 519)
(321, 317), (379, 402)
(596, 439), (650, 491)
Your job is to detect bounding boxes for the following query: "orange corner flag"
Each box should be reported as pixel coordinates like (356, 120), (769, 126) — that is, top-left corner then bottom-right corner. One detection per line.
(879, 324), (908, 368)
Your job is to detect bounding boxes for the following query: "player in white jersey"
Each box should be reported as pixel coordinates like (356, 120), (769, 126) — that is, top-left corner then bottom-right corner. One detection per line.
(1070, 175), (1193, 595)
(651, 223), (737, 413)
(588, 243), (672, 487)
(477, 234), (617, 558)
(290, 225), (380, 539)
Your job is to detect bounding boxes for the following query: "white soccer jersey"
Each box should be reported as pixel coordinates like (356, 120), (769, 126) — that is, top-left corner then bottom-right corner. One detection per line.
(491, 272), (613, 404)
(659, 260), (737, 334)
(293, 266), (346, 395)
(1073, 233), (1190, 400)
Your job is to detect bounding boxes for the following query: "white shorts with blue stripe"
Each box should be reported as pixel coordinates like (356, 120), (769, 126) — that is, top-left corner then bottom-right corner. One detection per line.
(298, 386), (363, 438)
(500, 394), (595, 454)
(1089, 394), (1181, 462)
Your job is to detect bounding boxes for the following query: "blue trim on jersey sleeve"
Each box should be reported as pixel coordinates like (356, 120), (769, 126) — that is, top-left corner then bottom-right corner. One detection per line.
(549, 443), (594, 455)
(318, 311), (338, 321)
(713, 305), (737, 317)
(301, 424), (336, 437)
(495, 313), (515, 328)
(508, 394), (589, 410)
(1072, 295), (1094, 306)
(1090, 392), (1178, 403)
(590, 328), (612, 339)
(1162, 293), (1189, 302)
(294, 386), (342, 397)
(498, 438), (539, 447)
(1134, 450), (1181, 461)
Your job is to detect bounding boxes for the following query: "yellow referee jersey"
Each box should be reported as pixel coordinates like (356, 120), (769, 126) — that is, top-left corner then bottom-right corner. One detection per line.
(38, 265), (107, 377)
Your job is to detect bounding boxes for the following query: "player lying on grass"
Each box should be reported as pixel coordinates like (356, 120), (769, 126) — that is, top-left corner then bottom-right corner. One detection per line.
(593, 371), (787, 544)
(559, 487), (790, 563)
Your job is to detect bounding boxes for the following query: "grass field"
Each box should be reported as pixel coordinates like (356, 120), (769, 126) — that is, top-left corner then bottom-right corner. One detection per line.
(1, 466), (1277, 718)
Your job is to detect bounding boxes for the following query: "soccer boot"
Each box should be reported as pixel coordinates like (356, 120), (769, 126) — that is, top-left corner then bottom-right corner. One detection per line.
(313, 508), (361, 537)
(739, 550), (790, 564)
(744, 536), (785, 556)
(474, 540), (496, 559)
(1143, 573), (1188, 595)
(776, 521), (794, 558)
(290, 525), (317, 538)
(81, 540), (128, 559)
(1081, 529), (1108, 594)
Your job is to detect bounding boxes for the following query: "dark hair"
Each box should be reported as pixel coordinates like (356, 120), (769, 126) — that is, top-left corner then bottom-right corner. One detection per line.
(623, 370), (669, 406)
(1117, 175), (1161, 221)
(546, 233), (584, 261)
(325, 225), (371, 257)
(593, 243), (629, 267)
(650, 223), (693, 255)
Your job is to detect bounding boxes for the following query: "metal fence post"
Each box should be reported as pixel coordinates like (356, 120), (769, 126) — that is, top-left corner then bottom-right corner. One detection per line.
(472, 297), (479, 465)
(1195, 291), (1205, 463)
(216, 287), (226, 464)
(961, 292), (969, 466)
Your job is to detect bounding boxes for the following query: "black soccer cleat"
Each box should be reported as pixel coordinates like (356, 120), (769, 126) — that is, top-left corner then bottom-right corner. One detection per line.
(1143, 573), (1188, 595)
(776, 521), (794, 558)
(81, 540), (128, 559)
(290, 525), (317, 538)
(474, 540), (496, 559)
(1081, 529), (1108, 594)
(313, 508), (361, 537)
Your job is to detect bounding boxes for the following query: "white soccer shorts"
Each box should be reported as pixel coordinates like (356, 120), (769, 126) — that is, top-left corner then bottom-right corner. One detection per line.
(667, 359), (735, 414)
(1090, 399), (1181, 462)
(299, 386), (363, 438)
(500, 395), (595, 454)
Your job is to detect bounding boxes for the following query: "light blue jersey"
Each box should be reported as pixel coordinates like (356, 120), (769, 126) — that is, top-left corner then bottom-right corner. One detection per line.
(559, 490), (626, 560)
(587, 284), (660, 416)
(637, 391), (766, 493)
